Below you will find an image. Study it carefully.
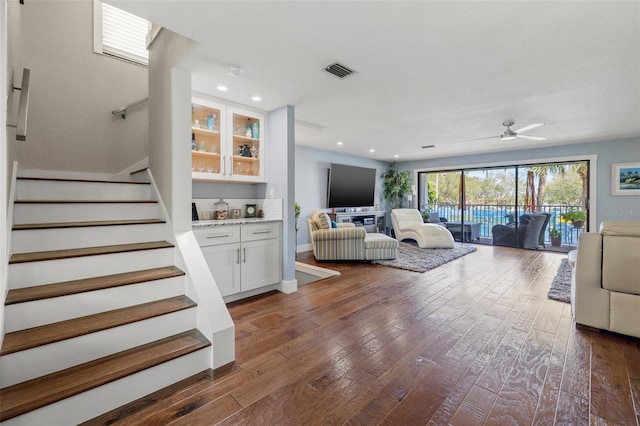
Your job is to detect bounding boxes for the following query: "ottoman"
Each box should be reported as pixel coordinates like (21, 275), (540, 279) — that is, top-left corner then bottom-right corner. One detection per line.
(364, 233), (398, 260)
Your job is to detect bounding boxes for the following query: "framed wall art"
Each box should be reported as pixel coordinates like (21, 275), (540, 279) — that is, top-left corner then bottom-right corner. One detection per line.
(611, 162), (640, 195)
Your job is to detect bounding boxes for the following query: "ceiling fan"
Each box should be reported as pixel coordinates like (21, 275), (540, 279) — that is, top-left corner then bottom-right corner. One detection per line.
(454, 121), (547, 144)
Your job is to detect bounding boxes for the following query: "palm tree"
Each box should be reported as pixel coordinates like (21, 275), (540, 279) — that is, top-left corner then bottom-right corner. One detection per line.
(529, 164), (566, 207)
(571, 163), (588, 207)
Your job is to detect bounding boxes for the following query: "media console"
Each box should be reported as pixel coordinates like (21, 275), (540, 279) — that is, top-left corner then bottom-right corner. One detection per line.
(328, 210), (386, 234)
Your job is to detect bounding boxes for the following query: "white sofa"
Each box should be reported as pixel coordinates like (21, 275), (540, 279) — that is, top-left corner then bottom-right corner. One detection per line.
(571, 221), (640, 338)
(390, 209), (455, 249)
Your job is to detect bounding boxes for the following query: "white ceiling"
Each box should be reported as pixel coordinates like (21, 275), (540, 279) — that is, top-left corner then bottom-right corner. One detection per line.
(112, 1), (640, 162)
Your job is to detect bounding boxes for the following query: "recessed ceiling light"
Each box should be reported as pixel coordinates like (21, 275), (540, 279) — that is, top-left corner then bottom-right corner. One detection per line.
(217, 86), (228, 92)
(336, 141), (343, 146)
(394, 154), (399, 158)
(251, 96), (261, 102)
(369, 149), (375, 153)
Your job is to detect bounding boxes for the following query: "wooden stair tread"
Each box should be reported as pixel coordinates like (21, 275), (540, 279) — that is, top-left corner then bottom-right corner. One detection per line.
(17, 177), (150, 185)
(9, 241), (173, 264)
(0, 330), (210, 422)
(5, 266), (185, 305)
(13, 218), (165, 230)
(0, 296), (196, 356)
(15, 199), (157, 204)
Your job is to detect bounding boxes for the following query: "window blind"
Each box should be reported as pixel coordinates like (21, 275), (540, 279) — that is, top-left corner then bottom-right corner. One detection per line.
(101, 2), (149, 65)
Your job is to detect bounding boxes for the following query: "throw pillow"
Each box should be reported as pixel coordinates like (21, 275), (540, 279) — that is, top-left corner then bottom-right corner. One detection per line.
(314, 212), (332, 229)
(331, 220), (338, 228)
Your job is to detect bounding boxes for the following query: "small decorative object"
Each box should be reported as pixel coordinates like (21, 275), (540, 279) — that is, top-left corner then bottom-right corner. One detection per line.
(213, 199), (229, 220)
(245, 119), (253, 138)
(231, 208), (241, 219)
(238, 144), (251, 157)
(191, 133), (196, 150)
(611, 162), (640, 195)
(257, 209), (264, 218)
(191, 203), (199, 221)
(250, 146), (258, 158)
(252, 121), (259, 139)
(206, 113), (216, 131)
(197, 141), (206, 151)
(193, 119), (201, 128)
(245, 204), (257, 218)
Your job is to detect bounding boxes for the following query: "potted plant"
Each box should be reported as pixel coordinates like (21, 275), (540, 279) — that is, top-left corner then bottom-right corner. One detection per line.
(561, 209), (586, 228)
(549, 226), (562, 247)
(381, 162), (412, 209)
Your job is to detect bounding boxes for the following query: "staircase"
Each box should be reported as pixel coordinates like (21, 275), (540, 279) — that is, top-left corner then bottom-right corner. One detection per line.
(0, 174), (212, 425)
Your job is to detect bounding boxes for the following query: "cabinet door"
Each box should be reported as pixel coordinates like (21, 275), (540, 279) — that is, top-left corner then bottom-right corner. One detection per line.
(192, 98), (226, 181)
(240, 238), (280, 292)
(227, 107), (265, 183)
(201, 243), (241, 297)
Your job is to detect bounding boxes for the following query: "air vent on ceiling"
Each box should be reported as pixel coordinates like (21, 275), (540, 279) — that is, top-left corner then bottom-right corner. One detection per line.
(323, 62), (356, 79)
(421, 145), (437, 149)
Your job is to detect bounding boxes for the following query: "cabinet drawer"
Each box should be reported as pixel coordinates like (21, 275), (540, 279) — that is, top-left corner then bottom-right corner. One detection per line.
(241, 223), (280, 242)
(195, 226), (240, 247)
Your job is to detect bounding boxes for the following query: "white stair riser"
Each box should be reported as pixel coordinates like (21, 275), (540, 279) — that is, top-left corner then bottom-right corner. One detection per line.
(1, 347), (211, 426)
(12, 223), (168, 253)
(5, 276), (185, 333)
(14, 202), (160, 224)
(16, 180), (151, 201)
(9, 248), (175, 289)
(1, 308), (196, 388)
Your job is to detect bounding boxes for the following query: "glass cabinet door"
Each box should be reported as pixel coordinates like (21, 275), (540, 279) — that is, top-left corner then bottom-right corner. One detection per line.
(229, 108), (263, 181)
(191, 100), (224, 178)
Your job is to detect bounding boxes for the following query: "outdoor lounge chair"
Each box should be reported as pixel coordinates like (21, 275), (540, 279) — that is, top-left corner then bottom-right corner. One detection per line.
(492, 212), (550, 249)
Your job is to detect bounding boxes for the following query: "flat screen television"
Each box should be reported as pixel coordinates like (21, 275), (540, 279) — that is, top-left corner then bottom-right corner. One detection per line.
(327, 163), (376, 208)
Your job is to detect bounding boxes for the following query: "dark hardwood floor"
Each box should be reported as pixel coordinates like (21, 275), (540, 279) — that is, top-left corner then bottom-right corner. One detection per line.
(88, 245), (640, 425)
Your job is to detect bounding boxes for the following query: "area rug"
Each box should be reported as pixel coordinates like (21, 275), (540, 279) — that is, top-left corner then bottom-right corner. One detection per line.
(548, 258), (572, 303)
(372, 242), (477, 272)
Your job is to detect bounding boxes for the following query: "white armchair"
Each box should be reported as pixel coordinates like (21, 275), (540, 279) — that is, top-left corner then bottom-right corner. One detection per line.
(572, 221), (640, 338)
(391, 209), (455, 249)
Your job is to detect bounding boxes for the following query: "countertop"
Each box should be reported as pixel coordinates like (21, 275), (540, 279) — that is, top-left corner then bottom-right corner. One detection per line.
(192, 218), (282, 228)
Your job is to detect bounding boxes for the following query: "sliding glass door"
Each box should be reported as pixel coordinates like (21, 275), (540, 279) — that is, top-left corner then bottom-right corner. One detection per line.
(417, 160), (589, 251)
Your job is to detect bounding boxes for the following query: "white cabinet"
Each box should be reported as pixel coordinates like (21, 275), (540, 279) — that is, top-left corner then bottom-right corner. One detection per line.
(196, 222), (281, 298)
(191, 97), (265, 183)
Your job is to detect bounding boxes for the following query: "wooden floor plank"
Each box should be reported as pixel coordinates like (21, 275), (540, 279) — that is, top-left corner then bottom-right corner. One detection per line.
(449, 385), (498, 426)
(484, 386), (537, 425)
(81, 245), (640, 425)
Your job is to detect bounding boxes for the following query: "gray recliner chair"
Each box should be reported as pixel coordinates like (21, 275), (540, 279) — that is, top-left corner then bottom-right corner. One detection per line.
(492, 212), (551, 249)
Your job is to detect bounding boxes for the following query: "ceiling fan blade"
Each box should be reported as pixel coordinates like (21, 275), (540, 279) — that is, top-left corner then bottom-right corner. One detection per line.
(516, 134), (547, 141)
(513, 122), (544, 133)
(452, 135), (499, 144)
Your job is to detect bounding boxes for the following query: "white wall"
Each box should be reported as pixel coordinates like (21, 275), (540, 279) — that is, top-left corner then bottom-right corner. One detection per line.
(147, 27), (195, 230)
(19, 0), (148, 173)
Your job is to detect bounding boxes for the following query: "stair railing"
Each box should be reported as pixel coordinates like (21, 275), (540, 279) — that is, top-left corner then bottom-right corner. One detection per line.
(112, 97), (148, 119)
(6, 68), (30, 141)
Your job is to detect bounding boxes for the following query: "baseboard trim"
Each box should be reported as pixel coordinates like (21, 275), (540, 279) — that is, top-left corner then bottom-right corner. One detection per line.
(278, 279), (297, 294)
(297, 244), (312, 253)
